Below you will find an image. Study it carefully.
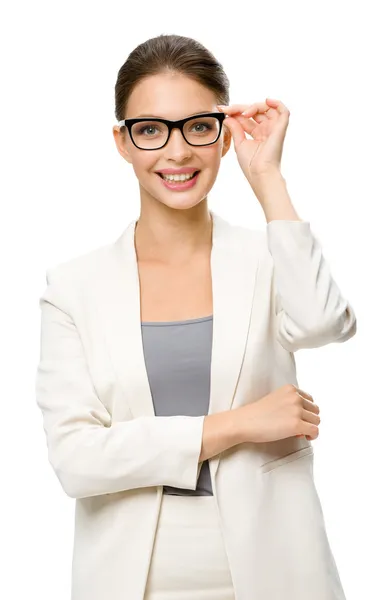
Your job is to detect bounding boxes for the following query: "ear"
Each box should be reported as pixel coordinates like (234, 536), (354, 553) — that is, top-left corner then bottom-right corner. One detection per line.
(112, 125), (133, 164)
(221, 123), (232, 157)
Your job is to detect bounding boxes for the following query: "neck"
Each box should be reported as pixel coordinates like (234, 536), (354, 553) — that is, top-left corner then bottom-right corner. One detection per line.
(134, 201), (213, 266)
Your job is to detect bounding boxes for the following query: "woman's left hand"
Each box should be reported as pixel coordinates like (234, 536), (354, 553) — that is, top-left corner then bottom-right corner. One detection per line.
(217, 98), (290, 186)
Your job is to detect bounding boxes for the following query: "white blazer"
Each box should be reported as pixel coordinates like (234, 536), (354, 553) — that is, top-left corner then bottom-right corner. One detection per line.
(35, 211), (356, 600)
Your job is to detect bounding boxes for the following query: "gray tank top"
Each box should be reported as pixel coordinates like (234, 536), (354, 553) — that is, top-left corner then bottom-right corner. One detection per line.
(141, 314), (213, 496)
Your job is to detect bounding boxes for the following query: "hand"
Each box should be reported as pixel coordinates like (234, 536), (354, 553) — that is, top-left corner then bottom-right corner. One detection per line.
(217, 98), (290, 184)
(234, 383), (320, 444)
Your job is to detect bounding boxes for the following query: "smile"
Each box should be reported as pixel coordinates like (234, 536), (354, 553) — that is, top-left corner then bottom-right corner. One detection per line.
(156, 171), (200, 190)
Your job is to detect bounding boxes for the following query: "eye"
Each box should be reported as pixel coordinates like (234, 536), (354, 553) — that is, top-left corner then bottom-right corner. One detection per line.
(138, 125), (160, 136)
(191, 122), (212, 133)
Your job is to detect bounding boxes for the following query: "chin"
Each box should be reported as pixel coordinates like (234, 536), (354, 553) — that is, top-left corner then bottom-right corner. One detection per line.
(157, 195), (207, 211)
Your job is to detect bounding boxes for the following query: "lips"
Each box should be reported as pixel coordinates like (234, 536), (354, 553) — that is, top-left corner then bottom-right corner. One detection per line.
(157, 170), (200, 179)
(155, 167), (200, 175)
(157, 170), (201, 190)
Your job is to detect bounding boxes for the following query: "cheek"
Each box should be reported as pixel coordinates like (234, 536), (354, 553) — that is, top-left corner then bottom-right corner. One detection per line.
(130, 154), (158, 179)
(205, 149), (223, 170)
(197, 146), (221, 167)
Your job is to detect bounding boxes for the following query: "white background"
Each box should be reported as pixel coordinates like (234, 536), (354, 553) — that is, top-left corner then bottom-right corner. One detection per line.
(1, 1), (380, 598)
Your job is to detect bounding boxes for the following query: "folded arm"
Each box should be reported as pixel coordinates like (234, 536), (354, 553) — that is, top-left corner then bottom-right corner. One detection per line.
(267, 220), (357, 352)
(35, 272), (242, 499)
(35, 273), (207, 499)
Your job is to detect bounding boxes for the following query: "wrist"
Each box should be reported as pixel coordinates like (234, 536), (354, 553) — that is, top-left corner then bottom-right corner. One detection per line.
(228, 406), (249, 445)
(250, 168), (285, 191)
(250, 173), (301, 223)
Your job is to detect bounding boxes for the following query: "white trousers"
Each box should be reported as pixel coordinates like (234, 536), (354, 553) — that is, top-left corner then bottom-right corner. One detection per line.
(144, 494), (235, 600)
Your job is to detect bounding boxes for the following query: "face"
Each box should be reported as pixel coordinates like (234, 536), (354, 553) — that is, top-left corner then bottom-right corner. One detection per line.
(112, 72), (231, 212)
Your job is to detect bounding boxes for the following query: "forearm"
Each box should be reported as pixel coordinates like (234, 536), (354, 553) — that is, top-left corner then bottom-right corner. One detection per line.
(251, 170), (302, 223)
(199, 408), (245, 462)
(42, 415), (206, 499)
(38, 275), (209, 499)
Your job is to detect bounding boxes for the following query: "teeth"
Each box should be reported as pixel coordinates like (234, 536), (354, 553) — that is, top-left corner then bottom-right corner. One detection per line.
(161, 172), (196, 182)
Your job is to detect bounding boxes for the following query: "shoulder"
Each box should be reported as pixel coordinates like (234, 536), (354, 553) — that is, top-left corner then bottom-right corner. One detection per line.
(213, 211), (265, 243)
(220, 214), (314, 266)
(214, 211), (269, 261)
(44, 220), (135, 288)
(45, 243), (112, 287)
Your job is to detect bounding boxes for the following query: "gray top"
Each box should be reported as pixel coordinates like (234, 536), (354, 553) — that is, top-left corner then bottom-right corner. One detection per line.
(141, 314), (213, 496)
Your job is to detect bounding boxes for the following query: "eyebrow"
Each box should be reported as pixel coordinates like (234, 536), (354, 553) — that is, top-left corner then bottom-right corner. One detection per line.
(134, 110), (211, 119)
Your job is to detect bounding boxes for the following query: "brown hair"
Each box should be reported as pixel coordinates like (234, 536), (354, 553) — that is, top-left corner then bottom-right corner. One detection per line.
(114, 34), (230, 122)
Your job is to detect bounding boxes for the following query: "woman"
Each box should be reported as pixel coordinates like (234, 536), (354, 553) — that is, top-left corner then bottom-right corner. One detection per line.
(35, 34), (356, 600)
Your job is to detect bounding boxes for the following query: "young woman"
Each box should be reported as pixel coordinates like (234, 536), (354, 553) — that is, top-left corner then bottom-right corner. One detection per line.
(35, 34), (356, 600)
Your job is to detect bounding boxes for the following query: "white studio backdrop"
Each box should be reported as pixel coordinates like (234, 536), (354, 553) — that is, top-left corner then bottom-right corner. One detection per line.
(1, 1), (380, 599)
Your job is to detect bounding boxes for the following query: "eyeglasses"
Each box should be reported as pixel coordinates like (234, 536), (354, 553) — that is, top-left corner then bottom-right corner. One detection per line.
(117, 112), (227, 150)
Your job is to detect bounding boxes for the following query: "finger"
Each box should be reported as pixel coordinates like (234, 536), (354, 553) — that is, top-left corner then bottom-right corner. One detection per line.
(222, 116), (246, 147)
(243, 107), (279, 123)
(237, 113), (269, 126)
(295, 390), (320, 414)
(234, 114), (274, 141)
(242, 102), (272, 117)
(305, 423), (320, 438)
(252, 113), (269, 124)
(302, 408), (321, 426)
(265, 98), (290, 115)
(232, 115), (260, 137)
(244, 100), (290, 127)
(217, 102), (269, 116)
(295, 387), (314, 403)
(303, 399), (320, 415)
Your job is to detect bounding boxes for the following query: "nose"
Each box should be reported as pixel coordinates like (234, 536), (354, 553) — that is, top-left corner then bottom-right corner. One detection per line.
(163, 126), (192, 161)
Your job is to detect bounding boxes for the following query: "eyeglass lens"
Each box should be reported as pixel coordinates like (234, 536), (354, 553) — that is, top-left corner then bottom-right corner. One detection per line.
(131, 116), (220, 149)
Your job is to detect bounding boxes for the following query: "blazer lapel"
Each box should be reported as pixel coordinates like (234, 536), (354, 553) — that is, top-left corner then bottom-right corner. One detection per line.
(94, 210), (260, 480)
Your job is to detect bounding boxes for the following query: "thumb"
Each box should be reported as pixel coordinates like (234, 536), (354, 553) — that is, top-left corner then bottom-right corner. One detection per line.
(223, 116), (245, 152)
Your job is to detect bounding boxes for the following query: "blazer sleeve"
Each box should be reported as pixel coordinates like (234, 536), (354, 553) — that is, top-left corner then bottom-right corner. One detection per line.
(35, 271), (205, 499)
(267, 220), (357, 352)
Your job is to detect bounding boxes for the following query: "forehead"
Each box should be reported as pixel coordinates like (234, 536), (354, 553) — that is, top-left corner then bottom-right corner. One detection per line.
(125, 72), (217, 120)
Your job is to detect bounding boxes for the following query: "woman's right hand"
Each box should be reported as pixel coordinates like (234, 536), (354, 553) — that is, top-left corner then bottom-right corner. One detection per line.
(235, 384), (320, 444)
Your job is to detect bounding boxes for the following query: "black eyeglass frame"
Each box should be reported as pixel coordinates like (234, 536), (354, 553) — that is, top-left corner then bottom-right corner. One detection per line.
(117, 112), (227, 150)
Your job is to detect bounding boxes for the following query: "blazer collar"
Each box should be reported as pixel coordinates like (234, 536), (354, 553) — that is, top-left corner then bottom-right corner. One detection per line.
(94, 210), (260, 479)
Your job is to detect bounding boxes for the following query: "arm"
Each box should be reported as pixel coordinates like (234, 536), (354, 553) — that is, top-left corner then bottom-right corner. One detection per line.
(35, 272), (242, 499)
(269, 218), (357, 352)
(253, 171), (357, 352)
(199, 410), (244, 462)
